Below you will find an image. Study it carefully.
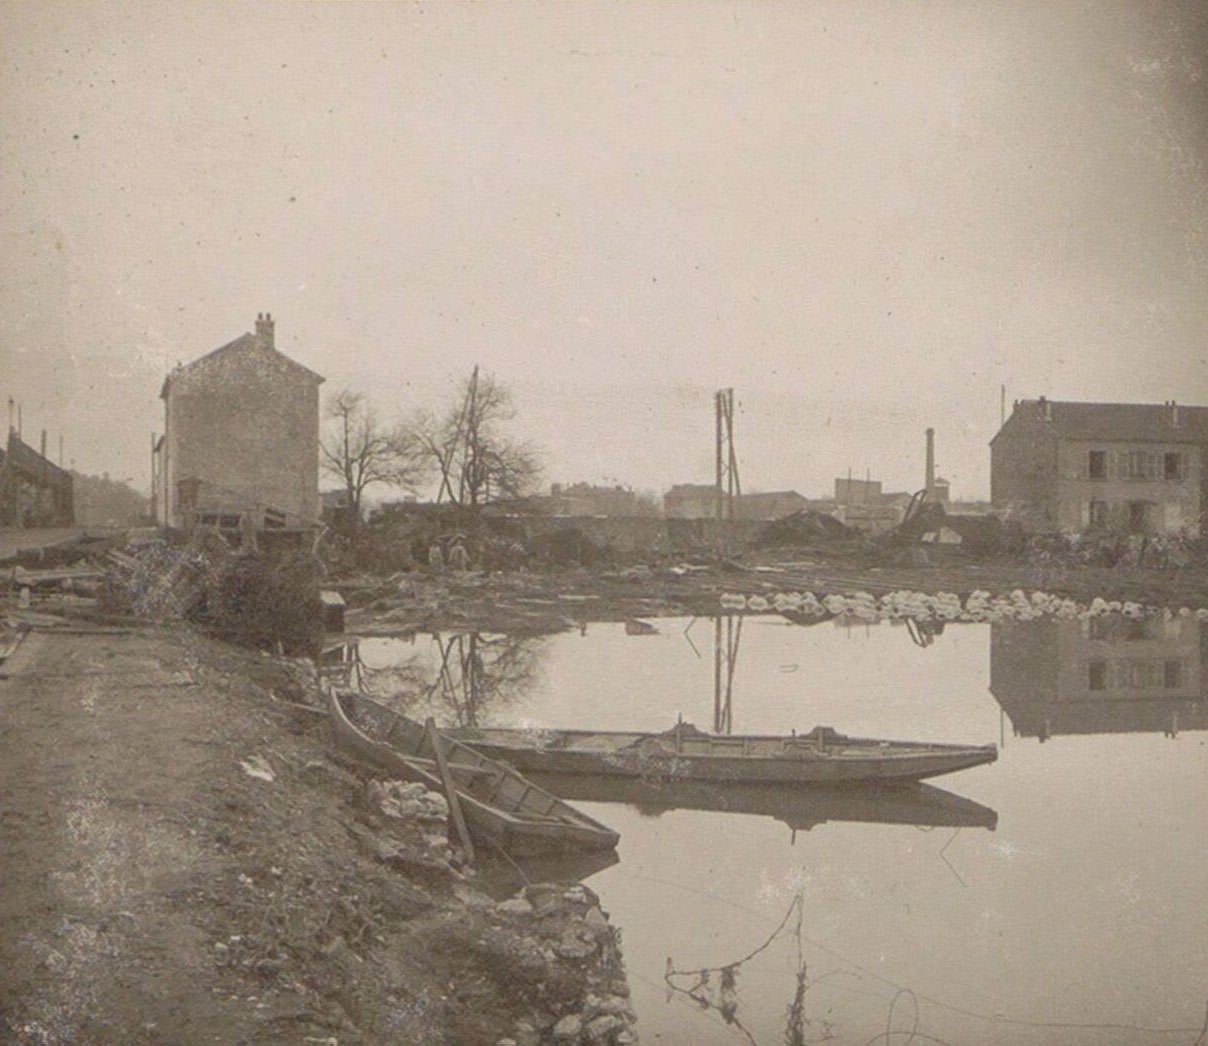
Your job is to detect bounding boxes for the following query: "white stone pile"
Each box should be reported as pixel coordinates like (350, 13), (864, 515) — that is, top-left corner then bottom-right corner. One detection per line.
(367, 779), (452, 860)
(718, 588), (1208, 624)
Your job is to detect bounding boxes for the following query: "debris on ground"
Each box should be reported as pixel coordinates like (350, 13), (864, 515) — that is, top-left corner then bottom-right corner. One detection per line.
(750, 510), (854, 549)
(0, 627), (639, 1046)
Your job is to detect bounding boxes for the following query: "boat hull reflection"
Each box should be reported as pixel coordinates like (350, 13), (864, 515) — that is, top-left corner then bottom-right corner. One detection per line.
(476, 848), (621, 901)
(521, 773), (998, 833)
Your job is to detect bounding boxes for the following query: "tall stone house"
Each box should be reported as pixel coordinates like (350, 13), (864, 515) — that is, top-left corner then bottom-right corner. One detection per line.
(990, 398), (1207, 535)
(153, 313), (324, 531)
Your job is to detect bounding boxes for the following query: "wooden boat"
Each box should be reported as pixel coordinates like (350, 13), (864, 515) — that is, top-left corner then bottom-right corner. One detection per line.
(521, 773), (998, 833)
(446, 722), (997, 784)
(326, 688), (620, 857)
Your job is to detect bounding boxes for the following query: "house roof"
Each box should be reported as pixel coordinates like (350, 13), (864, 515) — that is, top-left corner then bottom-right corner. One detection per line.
(1001, 399), (1208, 444)
(160, 331), (324, 399)
(665, 484), (721, 496)
(737, 490), (806, 503)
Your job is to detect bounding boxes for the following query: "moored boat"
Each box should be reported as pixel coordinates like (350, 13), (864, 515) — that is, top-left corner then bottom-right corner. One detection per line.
(447, 722), (997, 784)
(326, 688), (620, 857)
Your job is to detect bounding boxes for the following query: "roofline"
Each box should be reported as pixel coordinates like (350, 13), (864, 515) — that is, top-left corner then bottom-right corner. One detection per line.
(161, 331), (324, 398)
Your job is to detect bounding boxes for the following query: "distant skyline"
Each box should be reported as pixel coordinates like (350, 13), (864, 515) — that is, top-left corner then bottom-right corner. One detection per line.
(3, 1), (1207, 501)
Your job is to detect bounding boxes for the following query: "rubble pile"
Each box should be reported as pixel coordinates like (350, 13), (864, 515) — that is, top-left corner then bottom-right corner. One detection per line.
(750, 510), (853, 549)
(100, 535), (323, 651)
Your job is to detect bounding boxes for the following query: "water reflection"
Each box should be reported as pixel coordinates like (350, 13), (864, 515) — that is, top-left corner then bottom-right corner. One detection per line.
(991, 617), (1208, 740)
(475, 848), (620, 901)
(525, 774), (997, 835)
(665, 892), (824, 1046)
(357, 631), (548, 727)
(352, 616), (1207, 1045)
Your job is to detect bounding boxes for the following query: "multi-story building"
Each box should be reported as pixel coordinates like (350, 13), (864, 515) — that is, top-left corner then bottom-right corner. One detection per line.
(154, 313), (324, 531)
(991, 398), (1207, 535)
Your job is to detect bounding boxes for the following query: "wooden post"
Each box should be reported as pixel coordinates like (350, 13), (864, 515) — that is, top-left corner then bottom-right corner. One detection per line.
(426, 717), (475, 864)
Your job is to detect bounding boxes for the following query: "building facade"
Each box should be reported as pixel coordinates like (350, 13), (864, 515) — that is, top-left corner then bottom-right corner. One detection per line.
(0, 429), (74, 527)
(991, 398), (1207, 535)
(990, 617), (1207, 740)
(549, 483), (643, 517)
(663, 483), (722, 519)
(663, 484), (808, 521)
(155, 313), (323, 530)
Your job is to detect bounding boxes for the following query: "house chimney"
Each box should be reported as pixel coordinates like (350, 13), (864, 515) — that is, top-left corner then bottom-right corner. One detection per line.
(1038, 395), (1051, 421)
(254, 311), (275, 348)
(925, 428), (935, 493)
(1171, 400), (1179, 428)
(40, 429), (47, 458)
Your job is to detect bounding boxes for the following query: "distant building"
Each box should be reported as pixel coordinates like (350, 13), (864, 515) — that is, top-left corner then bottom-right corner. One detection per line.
(732, 490), (809, 521)
(320, 488), (357, 528)
(990, 617), (1208, 741)
(154, 313), (324, 531)
(550, 482), (642, 517)
(0, 429), (74, 527)
(991, 398), (1207, 535)
(834, 477), (882, 505)
(663, 484), (808, 521)
(664, 483), (722, 519)
(832, 477), (911, 533)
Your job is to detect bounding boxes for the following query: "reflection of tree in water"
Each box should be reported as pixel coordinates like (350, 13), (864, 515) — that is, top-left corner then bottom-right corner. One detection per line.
(360, 632), (546, 726)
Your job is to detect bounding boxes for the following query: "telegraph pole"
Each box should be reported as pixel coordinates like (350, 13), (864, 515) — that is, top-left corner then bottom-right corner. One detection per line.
(714, 388), (740, 521)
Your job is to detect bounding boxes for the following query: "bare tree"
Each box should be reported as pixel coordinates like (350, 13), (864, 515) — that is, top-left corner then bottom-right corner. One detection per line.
(404, 367), (541, 509)
(320, 389), (421, 529)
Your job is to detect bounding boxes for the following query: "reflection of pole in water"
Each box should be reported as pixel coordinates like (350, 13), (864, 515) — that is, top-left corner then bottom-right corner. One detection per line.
(460, 632), (486, 726)
(432, 633), (483, 728)
(713, 615), (742, 734)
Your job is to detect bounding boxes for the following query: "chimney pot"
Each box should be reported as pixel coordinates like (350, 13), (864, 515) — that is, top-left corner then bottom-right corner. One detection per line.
(254, 311), (275, 348)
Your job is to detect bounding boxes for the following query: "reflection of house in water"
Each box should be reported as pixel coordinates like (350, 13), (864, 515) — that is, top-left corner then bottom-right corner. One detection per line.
(990, 617), (1208, 740)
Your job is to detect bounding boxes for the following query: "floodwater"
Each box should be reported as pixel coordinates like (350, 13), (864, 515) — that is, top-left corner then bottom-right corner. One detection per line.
(357, 615), (1208, 1046)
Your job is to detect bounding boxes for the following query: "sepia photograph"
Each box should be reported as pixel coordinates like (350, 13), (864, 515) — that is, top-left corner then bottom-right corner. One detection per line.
(1, 2), (1206, 1044)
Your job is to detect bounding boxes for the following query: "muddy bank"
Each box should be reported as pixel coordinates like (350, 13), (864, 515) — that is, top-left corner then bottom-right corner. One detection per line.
(0, 627), (636, 1046)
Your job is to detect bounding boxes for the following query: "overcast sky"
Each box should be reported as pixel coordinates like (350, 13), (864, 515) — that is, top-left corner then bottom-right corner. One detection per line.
(2, 1), (1207, 501)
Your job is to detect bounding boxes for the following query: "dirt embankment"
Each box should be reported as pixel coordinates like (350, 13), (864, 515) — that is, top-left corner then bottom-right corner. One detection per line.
(0, 627), (636, 1046)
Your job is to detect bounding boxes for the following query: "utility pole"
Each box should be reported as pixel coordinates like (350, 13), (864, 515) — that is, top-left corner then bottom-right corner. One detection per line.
(714, 388), (740, 521)
(713, 614), (741, 734)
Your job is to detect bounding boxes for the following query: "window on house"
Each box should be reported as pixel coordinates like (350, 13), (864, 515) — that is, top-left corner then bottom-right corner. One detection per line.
(1088, 500), (1109, 528)
(1088, 450), (1107, 479)
(1088, 661), (1107, 691)
(1164, 453), (1182, 480)
(1123, 451), (1153, 479)
(1164, 660), (1182, 689)
(1128, 501), (1152, 534)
